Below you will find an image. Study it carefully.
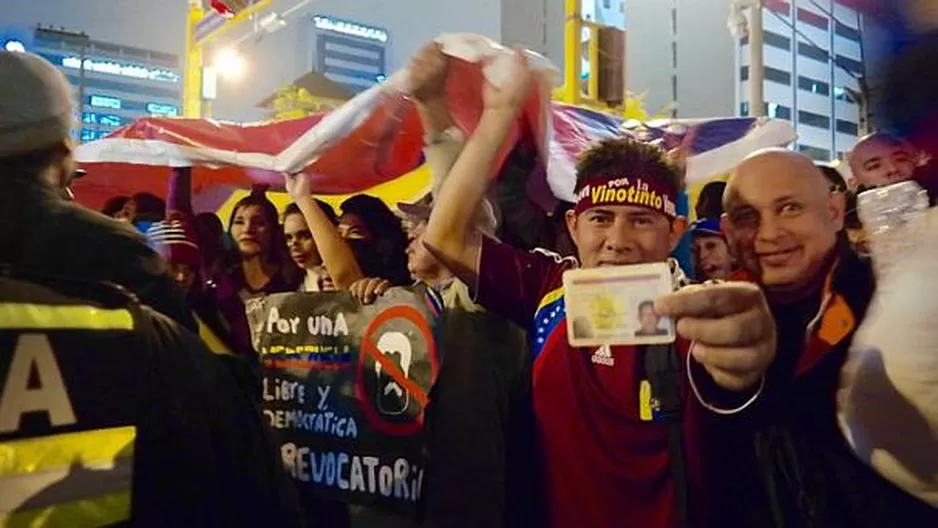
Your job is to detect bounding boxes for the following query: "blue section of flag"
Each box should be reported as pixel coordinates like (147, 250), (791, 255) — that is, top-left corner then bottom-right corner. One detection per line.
(531, 295), (565, 362)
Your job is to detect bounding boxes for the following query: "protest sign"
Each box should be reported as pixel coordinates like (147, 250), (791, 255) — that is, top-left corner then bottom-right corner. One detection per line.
(250, 287), (441, 514)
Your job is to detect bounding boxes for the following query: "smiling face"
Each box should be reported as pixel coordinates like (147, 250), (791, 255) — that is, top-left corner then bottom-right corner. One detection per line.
(723, 150), (845, 289)
(565, 205), (686, 269)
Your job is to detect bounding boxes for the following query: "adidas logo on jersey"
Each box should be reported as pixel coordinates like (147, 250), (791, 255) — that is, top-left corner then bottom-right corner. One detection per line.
(591, 345), (614, 366)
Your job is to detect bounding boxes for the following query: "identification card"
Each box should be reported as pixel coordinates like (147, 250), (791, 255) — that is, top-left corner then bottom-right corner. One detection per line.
(563, 263), (676, 347)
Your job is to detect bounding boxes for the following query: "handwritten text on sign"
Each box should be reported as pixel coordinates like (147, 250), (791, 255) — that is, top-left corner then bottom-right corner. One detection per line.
(251, 288), (439, 514)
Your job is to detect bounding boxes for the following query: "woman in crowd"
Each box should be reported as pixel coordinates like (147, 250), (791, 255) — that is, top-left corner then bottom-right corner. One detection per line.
(102, 195), (135, 222)
(282, 199), (346, 292)
(221, 187), (301, 299)
(338, 194), (412, 286)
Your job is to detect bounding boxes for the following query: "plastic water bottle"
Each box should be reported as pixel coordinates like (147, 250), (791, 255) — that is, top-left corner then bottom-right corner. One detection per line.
(856, 180), (930, 283)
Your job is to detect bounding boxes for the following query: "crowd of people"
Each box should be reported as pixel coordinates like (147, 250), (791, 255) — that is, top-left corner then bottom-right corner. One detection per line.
(2, 30), (938, 528)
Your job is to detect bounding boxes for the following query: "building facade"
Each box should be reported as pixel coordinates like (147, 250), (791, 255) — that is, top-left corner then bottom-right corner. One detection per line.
(1, 25), (181, 144)
(625, 0), (870, 162)
(740, 0), (867, 161)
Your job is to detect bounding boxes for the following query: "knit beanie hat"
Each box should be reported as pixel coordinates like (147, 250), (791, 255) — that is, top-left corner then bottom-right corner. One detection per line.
(0, 51), (74, 158)
(146, 219), (202, 269)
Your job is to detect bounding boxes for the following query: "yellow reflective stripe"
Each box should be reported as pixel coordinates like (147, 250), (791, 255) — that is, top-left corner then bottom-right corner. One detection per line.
(0, 426), (135, 477)
(0, 427), (135, 523)
(196, 314), (233, 355)
(0, 304), (134, 331)
(1, 490), (130, 527)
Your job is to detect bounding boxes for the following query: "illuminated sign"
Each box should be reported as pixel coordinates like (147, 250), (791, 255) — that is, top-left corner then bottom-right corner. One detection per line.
(83, 113), (123, 126)
(313, 16), (388, 43)
(90, 95), (122, 110)
(62, 56), (180, 83)
(80, 129), (109, 142)
(146, 102), (179, 116)
(4, 39), (26, 53)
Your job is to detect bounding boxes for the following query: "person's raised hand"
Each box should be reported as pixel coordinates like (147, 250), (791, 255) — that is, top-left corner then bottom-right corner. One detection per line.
(284, 172), (311, 201)
(482, 48), (534, 115)
(409, 41), (449, 104)
(666, 125), (698, 175)
(349, 277), (392, 305)
(655, 282), (776, 392)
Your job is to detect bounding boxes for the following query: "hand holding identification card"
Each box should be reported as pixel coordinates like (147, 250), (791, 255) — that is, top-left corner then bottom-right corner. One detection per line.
(563, 263), (676, 347)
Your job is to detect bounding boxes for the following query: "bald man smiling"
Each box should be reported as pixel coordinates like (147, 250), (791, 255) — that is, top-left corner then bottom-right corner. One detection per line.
(713, 149), (937, 527)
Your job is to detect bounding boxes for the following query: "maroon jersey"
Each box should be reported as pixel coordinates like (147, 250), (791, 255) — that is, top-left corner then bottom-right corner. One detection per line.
(474, 236), (717, 528)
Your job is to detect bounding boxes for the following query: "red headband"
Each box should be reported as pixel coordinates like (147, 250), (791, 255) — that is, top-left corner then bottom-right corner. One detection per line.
(574, 175), (679, 219)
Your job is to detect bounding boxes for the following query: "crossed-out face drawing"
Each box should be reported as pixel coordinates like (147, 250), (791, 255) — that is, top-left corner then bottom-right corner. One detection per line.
(374, 331), (412, 416)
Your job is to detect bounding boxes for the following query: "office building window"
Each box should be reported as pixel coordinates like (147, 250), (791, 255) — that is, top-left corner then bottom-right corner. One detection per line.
(798, 42), (829, 62)
(834, 86), (858, 103)
(766, 0), (791, 16)
(836, 55), (864, 75)
(743, 31), (792, 50)
(799, 110), (831, 129)
(835, 21), (861, 42)
(765, 66), (792, 85)
(671, 9), (677, 35)
(836, 119), (859, 135)
(796, 8), (829, 30)
(798, 145), (831, 161)
(65, 75), (180, 100)
(671, 74), (678, 102)
(741, 102), (749, 116)
(604, 0), (610, 8)
(672, 42), (678, 69)
(798, 76), (830, 96)
(740, 66), (791, 86)
(768, 103), (792, 120)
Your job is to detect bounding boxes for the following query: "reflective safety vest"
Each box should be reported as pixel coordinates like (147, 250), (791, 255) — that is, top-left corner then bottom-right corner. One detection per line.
(0, 289), (137, 526)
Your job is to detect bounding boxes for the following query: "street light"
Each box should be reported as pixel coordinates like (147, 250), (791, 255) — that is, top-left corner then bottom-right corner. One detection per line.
(213, 48), (246, 80)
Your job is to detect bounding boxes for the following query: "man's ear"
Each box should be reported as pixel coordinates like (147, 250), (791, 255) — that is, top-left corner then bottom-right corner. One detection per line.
(565, 209), (579, 246)
(669, 216), (688, 251)
(829, 191), (846, 232)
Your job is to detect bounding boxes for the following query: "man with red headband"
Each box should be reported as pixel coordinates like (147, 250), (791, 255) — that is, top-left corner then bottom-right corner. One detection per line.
(423, 51), (777, 527)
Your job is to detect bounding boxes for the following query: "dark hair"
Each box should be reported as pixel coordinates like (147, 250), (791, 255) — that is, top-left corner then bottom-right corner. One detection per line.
(844, 190), (862, 230)
(132, 192), (166, 222)
(340, 194), (410, 286)
(102, 196), (132, 217)
(817, 164), (847, 192)
(638, 300), (656, 314)
(283, 200), (339, 226)
(696, 181), (727, 219)
(224, 192), (300, 286)
(574, 137), (684, 195)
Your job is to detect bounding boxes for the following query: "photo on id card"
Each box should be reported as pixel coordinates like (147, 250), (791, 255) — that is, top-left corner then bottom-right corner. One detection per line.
(562, 263), (676, 347)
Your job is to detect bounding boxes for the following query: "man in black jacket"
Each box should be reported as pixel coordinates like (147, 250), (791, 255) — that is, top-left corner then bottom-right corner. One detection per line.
(0, 50), (194, 330)
(0, 271), (304, 526)
(716, 148), (938, 526)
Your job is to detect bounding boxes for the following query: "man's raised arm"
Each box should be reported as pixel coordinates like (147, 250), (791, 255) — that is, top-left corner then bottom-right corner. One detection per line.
(422, 50), (534, 283)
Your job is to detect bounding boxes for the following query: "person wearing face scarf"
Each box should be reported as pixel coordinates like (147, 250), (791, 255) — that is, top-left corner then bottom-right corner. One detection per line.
(0, 51), (193, 330)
